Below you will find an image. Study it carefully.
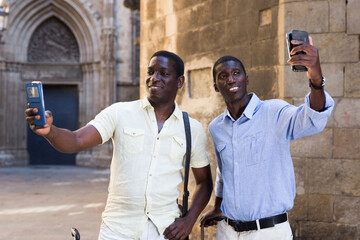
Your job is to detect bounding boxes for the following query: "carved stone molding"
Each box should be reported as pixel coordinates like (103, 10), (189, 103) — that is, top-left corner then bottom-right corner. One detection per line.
(27, 17), (80, 63)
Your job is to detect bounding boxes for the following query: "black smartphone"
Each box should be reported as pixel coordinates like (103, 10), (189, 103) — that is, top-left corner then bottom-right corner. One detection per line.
(286, 30), (309, 72)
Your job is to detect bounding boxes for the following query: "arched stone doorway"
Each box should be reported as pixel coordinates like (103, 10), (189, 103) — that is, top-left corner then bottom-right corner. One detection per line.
(0, 0), (109, 167)
(26, 17), (80, 165)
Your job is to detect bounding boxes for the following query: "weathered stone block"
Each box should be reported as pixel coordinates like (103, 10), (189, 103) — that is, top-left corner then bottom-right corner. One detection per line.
(329, 0), (346, 32)
(149, 19), (166, 42)
(290, 128), (333, 159)
(311, 33), (359, 63)
(227, 0), (253, 19)
(144, 0), (157, 21)
(307, 158), (336, 194)
(289, 193), (307, 221)
(308, 194), (333, 222)
(141, 20), (165, 43)
(293, 157), (306, 195)
(259, 8), (272, 27)
(347, 0), (360, 34)
(345, 62), (360, 98)
(247, 68), (277, 100)
(335, 159), (360, 197)
(173, 0), (202, 11)
(284, 66), (310, 98)
(176, 31), (200, 59)
(300, 221), (359, 239)
(191, 2), (212, 28)
(212, 0), (228, 23)
(188, 67), (212, 99)
(283, 1), (328, 33)
(226, 14), (257, 46)
(162, 36), (176, 52)
(198, 26), (216, 53)
(257, 6), (278, 41)
(332, 98), (360, 128)
(165, 14), (177, 37)
(176, 8), (192, 34)
(156, 0), (173, 17)
(251, 38), (278, 68)
(334, 195), (360, 224)
(212, 43), (252, 75)
(321, 63), (344, 97)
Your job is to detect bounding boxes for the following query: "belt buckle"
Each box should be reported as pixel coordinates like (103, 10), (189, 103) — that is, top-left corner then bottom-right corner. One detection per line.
(256, 219), (260, 230)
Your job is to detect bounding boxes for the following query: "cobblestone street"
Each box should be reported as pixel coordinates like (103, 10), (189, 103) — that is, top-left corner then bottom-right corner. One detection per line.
(0, 166), (109, 240)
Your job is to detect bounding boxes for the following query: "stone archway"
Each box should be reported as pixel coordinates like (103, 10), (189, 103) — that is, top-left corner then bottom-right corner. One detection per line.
(26, 16), (80, 165)
(27, 17), (80, 63)
(0, 0), (109, 166)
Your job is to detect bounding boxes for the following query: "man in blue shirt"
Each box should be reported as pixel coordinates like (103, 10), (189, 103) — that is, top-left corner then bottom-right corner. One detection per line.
(200, 39), (334, 239)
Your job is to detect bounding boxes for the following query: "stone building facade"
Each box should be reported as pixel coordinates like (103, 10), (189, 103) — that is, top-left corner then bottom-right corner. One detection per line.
(140, 0), (359, 239)
(0, 0), (139, 167)
(0, 0), (359, 239)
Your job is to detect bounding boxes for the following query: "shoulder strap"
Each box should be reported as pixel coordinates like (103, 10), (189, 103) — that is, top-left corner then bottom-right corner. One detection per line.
(182, 111), (191, 217)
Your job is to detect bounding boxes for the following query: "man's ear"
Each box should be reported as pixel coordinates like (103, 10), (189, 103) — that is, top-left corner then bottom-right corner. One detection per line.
(177, 75), (185, 88)
(246, 75), (249, 85)
(214, 83), (219, 92)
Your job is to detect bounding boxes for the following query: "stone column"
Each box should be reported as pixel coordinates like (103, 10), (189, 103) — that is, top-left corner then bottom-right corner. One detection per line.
(0, 61), (28, 166)
(76, 61), (113, 168)
(100, 0), (116, 108)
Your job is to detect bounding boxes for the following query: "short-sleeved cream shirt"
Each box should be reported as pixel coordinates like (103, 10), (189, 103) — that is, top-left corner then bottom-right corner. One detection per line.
(88, 98), (210, 238)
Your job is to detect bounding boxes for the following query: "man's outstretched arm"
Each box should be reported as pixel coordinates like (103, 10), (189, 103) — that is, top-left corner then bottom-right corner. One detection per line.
(287, 37), (326, 111)
(26, 108), (102, 153)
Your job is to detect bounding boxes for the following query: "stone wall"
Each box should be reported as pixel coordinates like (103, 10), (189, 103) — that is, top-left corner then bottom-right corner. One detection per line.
(281, 0), (360, 238)
(140, 0), (360, 239)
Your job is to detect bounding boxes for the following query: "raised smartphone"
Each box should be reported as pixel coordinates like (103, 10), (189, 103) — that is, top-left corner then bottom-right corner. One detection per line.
(286, 30), (309, 72)
(26, 81), (46, 126)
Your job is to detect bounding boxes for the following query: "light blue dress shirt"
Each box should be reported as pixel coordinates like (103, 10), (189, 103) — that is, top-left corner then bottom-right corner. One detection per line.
(210, 92), (334, 221)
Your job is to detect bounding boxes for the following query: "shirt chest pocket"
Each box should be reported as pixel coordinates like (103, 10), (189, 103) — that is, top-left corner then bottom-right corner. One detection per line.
(242, 131), (265, 166)
(216, 143), (233, 171)
(171, 136), (186, 165)
(122, 128), (145, 153)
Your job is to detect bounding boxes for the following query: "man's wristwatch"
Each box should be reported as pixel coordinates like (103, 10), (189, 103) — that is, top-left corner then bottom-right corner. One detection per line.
(309, 76), (326, 90)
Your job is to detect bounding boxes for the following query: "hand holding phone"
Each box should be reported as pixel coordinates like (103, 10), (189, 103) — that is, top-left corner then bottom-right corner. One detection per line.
(26, 81), (46, 126)
(286, 30), (309, 72)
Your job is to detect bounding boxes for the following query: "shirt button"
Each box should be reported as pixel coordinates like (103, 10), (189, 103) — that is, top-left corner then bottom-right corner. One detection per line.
(157, 137), (159, 140)
(236, 205), (240, 209)
(149, 174), (152, 176)
(147, 212), (149, 214)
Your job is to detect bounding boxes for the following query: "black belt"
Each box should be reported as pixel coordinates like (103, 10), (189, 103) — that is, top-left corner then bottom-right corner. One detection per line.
(225, 213), (288, 232)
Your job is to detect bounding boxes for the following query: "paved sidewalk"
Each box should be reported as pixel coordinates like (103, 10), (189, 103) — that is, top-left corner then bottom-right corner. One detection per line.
(0, 166), (109, 240)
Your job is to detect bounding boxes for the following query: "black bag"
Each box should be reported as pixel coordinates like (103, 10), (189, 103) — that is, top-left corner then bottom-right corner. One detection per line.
(180, 111), (191, 218)
(176, 112), (191, 240)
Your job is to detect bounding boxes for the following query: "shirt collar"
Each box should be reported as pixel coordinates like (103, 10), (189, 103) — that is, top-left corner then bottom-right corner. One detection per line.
(223, 93), (261, 121)
(142, 97), (182, 120)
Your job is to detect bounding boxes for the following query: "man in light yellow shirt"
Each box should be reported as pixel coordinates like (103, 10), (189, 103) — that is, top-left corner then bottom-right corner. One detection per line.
(26, 51), (213, 240)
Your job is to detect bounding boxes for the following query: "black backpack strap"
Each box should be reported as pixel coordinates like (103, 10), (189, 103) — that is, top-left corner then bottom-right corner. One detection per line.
(182, 111), (192, 218)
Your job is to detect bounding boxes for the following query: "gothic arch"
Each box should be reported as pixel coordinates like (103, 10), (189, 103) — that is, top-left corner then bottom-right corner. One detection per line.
(5, 0), (100, 63)
(27, 16), (80, 63)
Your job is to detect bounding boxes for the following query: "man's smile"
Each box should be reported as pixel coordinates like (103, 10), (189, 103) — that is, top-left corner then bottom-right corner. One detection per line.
(229, 86), (240, 92)
(148, 85), (163, 89)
